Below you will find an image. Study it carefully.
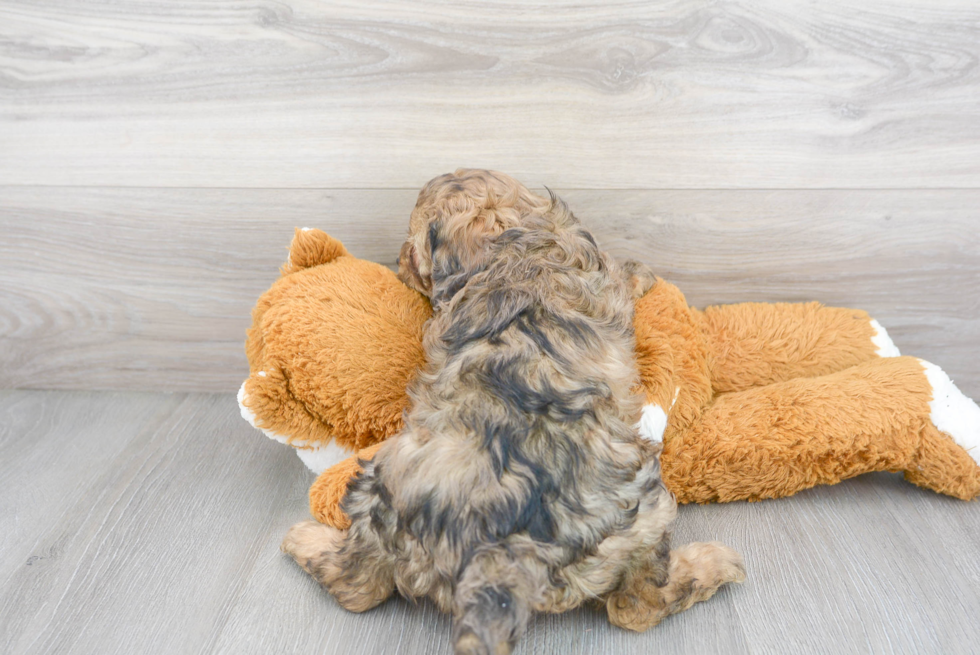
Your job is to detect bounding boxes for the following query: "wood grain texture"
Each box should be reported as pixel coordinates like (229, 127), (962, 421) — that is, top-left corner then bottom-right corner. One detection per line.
(2, 187), (977, 396)
(1, 0), (978, 188)
(0, 390), (310, 655)
(2, 390), (979, 654)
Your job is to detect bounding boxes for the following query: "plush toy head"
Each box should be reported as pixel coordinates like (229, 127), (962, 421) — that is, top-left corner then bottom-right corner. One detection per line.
(238, 228), (431, 472)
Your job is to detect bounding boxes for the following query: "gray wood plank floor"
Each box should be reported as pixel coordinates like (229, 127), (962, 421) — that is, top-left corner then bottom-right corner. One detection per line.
(2, 389), (979, 655)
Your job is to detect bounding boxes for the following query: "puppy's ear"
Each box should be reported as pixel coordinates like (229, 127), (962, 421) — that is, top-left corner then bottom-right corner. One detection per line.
(398, 240), (429, 295)
(426, 217), (491, 305)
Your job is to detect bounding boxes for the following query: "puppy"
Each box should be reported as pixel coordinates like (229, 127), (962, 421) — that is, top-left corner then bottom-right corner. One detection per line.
(282, 169), (745, 654)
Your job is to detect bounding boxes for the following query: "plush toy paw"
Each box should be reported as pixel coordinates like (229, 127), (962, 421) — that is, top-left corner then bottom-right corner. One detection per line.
(904, 360), (980, 500)
(870, 319), (901, 358)
(919, 359), (980, 464)
(309, 443), (384, 529)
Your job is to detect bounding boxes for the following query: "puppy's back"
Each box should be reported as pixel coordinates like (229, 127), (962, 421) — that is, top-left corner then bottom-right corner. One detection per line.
(381, 211), (655, 570)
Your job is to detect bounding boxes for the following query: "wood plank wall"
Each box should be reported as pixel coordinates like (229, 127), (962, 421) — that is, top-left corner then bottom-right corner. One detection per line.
(1, 0), (978, 394)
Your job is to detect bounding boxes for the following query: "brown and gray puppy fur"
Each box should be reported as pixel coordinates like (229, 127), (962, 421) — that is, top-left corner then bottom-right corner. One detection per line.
(282, 169), (745, 654)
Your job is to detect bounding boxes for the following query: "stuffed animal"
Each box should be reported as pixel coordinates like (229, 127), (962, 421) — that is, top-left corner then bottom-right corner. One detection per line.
(239, 228), (980, 529)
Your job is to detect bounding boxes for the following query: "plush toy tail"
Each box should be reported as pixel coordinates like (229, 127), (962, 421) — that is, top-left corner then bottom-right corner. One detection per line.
(280, 227), (349, 275)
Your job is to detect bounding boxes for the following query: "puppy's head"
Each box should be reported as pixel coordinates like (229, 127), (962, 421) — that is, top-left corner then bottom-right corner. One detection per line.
(398, 169), (548, 304)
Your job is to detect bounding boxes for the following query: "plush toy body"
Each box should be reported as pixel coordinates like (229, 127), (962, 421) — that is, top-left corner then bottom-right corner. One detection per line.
(239, 229), (980, 529)
(634, 283), (980, 504)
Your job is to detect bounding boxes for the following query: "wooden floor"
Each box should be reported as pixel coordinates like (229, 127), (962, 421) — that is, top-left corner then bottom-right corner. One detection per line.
(1, 389), (978, 654)
(2, 0), (979, 653)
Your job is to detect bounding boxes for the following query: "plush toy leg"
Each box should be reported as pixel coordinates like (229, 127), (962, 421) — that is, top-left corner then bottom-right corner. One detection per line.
(662, 356), (980, 503)
(700, 301), (900, 395)
(309, 443), (385, 528)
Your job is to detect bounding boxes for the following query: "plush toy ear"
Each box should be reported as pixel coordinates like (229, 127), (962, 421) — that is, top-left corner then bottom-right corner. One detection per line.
(281, 227), (348, 275)
(309, 443), (384, 528)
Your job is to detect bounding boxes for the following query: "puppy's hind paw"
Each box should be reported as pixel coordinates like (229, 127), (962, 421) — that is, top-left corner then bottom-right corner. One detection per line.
(607, 541), (745, 632)
(281, 519), (346, 575)
(676, 541), (746, 592)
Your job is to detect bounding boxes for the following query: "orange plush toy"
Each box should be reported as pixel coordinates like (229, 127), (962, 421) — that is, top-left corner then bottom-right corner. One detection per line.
(239, 228), (980, 529)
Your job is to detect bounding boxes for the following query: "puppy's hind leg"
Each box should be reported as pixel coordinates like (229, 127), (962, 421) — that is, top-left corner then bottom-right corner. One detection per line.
(606, 541), (745, 632)
(282, 520), (395, 613)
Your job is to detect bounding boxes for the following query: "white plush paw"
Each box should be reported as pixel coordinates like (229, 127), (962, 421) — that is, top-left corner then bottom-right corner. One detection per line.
(870, 319), (901, 357)
(294, 442), (352, 474)
(637, 388), (679, 444)
(919, 360), (980, 466)
(638, 404), (667, 443)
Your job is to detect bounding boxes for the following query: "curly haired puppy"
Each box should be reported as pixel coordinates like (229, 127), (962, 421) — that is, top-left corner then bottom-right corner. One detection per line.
(283, 169), (745, 654)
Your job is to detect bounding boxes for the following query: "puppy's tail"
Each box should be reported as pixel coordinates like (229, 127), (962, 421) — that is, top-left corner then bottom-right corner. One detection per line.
(452, 548), (537, 655)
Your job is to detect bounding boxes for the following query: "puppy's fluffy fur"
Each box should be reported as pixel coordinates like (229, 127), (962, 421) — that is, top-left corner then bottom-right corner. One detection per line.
(283, 169), (744, 654)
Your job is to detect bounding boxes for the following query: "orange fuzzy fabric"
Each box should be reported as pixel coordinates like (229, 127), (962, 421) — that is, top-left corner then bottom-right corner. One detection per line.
(309, 442), (385, 530)
(701, 301), (881, 393)
(633, 280), (713, 435)
(662, 356), (980, 503)
(241, 229), (431, 451)
(238, 231), (980, 527)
